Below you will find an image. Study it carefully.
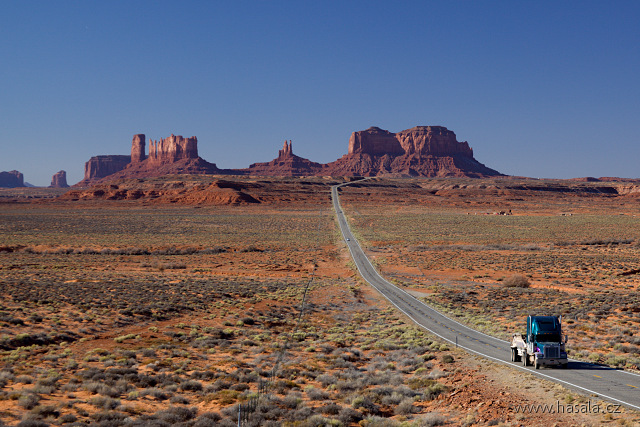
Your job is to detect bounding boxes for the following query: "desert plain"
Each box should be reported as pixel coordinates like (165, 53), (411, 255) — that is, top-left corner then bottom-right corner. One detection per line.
(1, 175), (640, 426)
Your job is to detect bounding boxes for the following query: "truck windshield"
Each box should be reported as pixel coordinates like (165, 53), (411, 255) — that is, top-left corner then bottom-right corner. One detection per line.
(536, 320), (557, 331)
(535, 332), (560, 343)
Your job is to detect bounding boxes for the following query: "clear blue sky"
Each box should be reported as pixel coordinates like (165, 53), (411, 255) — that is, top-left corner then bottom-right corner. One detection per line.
(2, 1), (639, 185)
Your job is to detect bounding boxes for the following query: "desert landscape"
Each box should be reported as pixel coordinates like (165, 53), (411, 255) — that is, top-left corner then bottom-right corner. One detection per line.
(4, 2), (640, 425)
(1, 175), (639, 426)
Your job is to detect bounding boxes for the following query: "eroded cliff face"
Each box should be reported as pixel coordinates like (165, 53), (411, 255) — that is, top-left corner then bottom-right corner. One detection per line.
(328, 125), (500, 177)
(348, 127), (405, 156)
(0, 170), (25, 188)
(49, 170), (69, 188)
(83, 156), (131, 182)
(148, 134), (198, 163)
(74, 125), (501, 185)
(131, 134), (146, 163)
(348, 126), (473, 157)
(76, 134), (213, 186)
(396, 126), (473, 157)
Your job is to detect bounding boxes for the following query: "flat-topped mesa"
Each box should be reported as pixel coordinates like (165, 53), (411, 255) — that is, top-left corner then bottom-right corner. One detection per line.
(84, 155), (131, 181)
(327, 125), (501, 177)
(148, 134), (198, 163)
(348, 127), (404, 156)
(397, 126), (473, 157)
(349, 125), (473, 157)
(0, 170), (25, 188)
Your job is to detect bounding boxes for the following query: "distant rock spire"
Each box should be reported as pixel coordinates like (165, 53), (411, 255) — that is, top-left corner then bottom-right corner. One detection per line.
(279, 140), (293, 158)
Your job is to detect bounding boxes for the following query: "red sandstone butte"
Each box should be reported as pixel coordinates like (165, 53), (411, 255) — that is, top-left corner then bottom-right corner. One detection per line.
(324, 126), (501, 177)
(49, 170), (69, 188)
(0, 170), (25, 188)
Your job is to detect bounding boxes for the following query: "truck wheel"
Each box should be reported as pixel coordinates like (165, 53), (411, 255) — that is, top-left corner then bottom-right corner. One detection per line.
(522, 352), (528, 366)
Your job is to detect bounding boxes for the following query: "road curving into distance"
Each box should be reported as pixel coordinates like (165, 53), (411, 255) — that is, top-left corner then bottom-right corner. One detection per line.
(332, 180), (640, 411)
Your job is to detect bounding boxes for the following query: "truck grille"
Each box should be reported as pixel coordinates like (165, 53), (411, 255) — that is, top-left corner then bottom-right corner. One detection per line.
(544, 345), (559, 359)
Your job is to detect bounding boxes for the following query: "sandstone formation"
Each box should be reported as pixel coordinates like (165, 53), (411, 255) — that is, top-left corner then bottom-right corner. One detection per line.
(131, 134), (146, 163)
(49, 170), (69, 188)
(0, 170), (25, 188)
(324, 126), (501, 177)
(81, 155), (131, 185)
(99, 134), (219, 182)
(245, 140), (323, 176)
(148, 134), (199, 163)
(74, 125), (502, 185)
(75, 134), (220, 186)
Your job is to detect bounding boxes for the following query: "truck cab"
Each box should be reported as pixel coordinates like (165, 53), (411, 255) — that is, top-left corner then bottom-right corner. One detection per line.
(511, 315), (568, 369)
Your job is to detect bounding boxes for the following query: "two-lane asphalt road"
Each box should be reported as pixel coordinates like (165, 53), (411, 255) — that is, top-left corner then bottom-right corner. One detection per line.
(332, 182), (640, 411)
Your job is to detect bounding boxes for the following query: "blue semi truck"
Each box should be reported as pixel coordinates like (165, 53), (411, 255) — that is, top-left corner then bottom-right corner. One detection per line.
(511, 315), (568, 369)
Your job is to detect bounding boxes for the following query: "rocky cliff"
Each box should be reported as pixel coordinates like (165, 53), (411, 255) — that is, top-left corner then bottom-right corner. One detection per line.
(0, 170), (25, 188)
(100, 134), (219, 182)
(74, 125), (501, 184)
(245, 140), (323, 176)
(78, 155), (131, 186)
(131, 134), (146, 163)
(148, 134), (199, 163)
(326, 126), (500, 177)
(49, 170), (69, 188)
(76, 134), (218, 186)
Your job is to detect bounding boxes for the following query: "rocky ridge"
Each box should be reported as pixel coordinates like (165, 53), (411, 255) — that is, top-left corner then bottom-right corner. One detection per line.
(76, 125), (501, 185)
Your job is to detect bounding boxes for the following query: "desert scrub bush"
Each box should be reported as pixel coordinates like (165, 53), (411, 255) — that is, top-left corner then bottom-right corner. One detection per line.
(154, 406), (198, 423)
(359, 415), (399, 426)
(59, 413), (77, 423)
(17, 393), (40, 409)
(394, 397), (417, 415)
(408, 377), (437, 391)
(607, 355), (627, 367)
(89, 395), (120, 410)
(502, 274), (531, 288)
(141, 387), (171, 401)
(16, 375), (35, 384)
(180, 379), (203, 392)
(424, 382), (447, 400)
(414, 413), (446, 426)
(283, 391), (304, 409)
(114, 333), (139, 343)
(305, 386), (330, 401)
(350, 395), (380, 415)
(28, 404), (60, 419)
(441, 354), (454, 363)
(170, 394), (190, 404)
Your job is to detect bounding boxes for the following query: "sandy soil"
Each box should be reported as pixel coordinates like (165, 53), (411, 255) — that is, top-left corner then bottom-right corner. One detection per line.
(0, 176), (639, 425)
